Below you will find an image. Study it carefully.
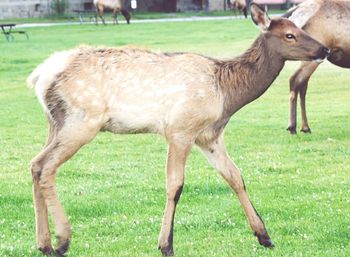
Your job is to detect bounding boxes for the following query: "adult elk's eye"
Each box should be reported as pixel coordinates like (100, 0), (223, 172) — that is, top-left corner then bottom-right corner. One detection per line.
(286, 34), (295, 40)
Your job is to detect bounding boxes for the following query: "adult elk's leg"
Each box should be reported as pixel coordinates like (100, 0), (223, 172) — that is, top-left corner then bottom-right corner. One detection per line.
(198, 134), (273, 247)
(96, 6), (106, 25)
(288, 61), (320, 134)
(31, 120), (100, 256)
(158, 136), (193, 256)
(121, 9), (131, 24)
(299, 62), (320, 133)
(242, 6), (248, 18)
(233, 4), (238, 17)
(112, 9), (118, 24)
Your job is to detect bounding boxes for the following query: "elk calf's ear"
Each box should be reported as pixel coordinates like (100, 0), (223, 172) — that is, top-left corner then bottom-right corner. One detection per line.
(250, 3), (271, 31)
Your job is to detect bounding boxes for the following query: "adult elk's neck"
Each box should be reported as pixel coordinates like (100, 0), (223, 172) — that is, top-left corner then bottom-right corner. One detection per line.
(215, 34), (285, 120)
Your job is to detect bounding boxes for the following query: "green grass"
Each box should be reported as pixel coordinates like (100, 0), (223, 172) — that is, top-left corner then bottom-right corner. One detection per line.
(0, 11), (238, 24)
(0, 18), (350, 257)
(0, 10), (285, 25)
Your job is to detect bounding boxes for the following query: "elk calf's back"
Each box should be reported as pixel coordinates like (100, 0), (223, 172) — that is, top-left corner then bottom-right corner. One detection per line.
(28, 4), (328, 256)
(28, 47), (221, 135)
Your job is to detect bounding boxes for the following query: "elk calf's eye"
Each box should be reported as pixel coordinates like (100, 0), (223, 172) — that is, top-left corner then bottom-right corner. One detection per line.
(286, 34), (295, 40)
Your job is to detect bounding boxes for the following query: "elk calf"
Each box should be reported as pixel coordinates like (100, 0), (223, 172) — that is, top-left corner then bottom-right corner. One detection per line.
(28, 4), (328, 256)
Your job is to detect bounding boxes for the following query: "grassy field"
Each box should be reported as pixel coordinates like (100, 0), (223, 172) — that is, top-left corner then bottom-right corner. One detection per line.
(0, 11), (237, 24)
(0, 18), (349, 257)
(0, 10), (285, 24)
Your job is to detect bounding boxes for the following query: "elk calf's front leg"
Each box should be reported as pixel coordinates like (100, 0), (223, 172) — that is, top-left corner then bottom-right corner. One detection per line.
(199, 135), (273, 248)
(158, 141), (192, 256)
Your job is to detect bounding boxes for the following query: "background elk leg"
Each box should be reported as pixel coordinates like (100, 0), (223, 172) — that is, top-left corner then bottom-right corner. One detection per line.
(121, 9), (131, 24)
(96, 5), (106, 25)
(288, 61), (320, 134)
(299, 62), (320, 133)
(112, 8), (118, 24)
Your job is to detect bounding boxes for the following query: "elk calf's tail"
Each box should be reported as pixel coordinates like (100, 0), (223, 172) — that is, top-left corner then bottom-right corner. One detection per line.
(26, 64), (43, 89)
(26, 49), (78, 114)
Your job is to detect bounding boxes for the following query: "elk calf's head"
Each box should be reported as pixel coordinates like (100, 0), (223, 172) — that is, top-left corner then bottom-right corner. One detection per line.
(250, 3), (329, 62)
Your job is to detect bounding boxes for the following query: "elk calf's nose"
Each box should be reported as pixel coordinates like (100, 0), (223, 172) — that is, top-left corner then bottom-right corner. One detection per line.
(320, 47), (330, 58)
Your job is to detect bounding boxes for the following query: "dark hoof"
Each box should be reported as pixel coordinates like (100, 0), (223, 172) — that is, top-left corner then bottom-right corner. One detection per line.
(54, 251), (66, 257)
(55, 237), (70, 257)
(300, 128), (311, 133)
(39, 246), (55, 255)
(159, 245), (174, 256)
(255, 231), (274, 248)
(287, 126), (297, 135)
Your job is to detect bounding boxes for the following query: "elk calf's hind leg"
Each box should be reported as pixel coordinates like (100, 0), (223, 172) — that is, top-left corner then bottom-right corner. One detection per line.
(31, 121), (58, 254)
(31, 149), (55, 254)
(198, 135), (273, 248)
(31, 121), (100, 256)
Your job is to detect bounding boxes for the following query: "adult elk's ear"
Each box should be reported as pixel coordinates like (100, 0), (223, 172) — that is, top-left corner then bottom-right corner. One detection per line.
(250, 3), (271, 31)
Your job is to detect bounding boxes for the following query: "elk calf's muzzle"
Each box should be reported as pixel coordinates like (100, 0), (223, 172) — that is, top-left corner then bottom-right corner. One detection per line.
(314, 46), (330, 62)
(320, 46), (330, 58)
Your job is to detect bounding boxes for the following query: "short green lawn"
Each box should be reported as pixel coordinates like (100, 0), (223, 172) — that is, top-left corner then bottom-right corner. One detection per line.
(0, 19), (349, 257)
(0, 10), (238, 24)
(0, 10), (285, 24)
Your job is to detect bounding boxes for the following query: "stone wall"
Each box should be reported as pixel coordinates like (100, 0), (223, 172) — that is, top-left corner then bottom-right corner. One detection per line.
(177, 0), (226, 12)
(0, 0), (51, 19)
(0, 0), (98, 19)
(177, 0), (202, 11)
(207, 0), (226, 11)
(136, 0), (167, 12)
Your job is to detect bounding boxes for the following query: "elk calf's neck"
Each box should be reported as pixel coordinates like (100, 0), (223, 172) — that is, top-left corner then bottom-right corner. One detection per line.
(27, 4), (328, 257)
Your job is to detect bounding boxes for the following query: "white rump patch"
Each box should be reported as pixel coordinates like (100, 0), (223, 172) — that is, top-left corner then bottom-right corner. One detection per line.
(288, 1), (321, 28)
(27, 49), (77, 114)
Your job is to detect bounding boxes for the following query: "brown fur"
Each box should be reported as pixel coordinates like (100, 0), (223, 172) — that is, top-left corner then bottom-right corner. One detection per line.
(215, 36), (273, 116)
(28, 4), (328, 256)
(286, 0), (350, 134)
